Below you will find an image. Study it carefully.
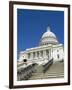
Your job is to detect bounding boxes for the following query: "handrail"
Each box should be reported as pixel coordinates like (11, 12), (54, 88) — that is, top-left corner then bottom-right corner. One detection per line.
(43, 59), (53, 73)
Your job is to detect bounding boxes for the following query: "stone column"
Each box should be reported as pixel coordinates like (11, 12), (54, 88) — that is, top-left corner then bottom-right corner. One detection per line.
(43, 50), (46, 58)
(41, 51), (43, 58)
(51, 49), (53, 59)
(49, 49), (52, 60)
(35, 51), (37, 59)
(39, 51), (41, 58)
(31, 52), (33, 59)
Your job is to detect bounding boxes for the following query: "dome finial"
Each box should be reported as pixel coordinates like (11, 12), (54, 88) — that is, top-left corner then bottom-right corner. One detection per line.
(47, 26), (51, 32)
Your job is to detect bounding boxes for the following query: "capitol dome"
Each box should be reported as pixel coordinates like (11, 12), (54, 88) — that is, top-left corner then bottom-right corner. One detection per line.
(39, 26), (59, 46)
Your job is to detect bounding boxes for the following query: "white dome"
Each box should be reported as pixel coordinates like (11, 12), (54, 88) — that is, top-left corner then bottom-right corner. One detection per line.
(39, 26), (59, 46)
(42, 27), (56, 38)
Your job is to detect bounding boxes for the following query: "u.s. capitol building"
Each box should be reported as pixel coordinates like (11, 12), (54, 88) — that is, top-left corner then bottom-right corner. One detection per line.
(18, 26), (64, 65)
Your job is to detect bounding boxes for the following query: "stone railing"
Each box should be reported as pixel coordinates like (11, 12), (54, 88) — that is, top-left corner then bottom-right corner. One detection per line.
(43, 59), (53, 73)
(17, 64), (37, 81)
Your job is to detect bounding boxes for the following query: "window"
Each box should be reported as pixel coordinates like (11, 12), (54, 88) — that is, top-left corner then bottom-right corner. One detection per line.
(41, 51), (43, 57)
(46, 50), (49, 55)
(57, 54), (59, 59)
(33, 52), (35, 58)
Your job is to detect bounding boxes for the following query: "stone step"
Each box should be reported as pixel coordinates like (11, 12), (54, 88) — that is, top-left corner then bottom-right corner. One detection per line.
(44, 72), (64, 75)
(29, 72), (64, 80)
(33, 71), (64, 75)
(32, 76), (63, 79)
(29, 62), (64, 80)
(33, 73), (64, 76)
(30, 74), (64, 79)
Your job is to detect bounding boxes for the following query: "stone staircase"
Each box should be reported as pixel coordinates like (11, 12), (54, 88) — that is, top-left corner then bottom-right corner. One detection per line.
(29, 61), (64, 80)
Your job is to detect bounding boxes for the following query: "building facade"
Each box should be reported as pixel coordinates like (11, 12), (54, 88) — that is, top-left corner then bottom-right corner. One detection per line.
(18, 26), (64, 66)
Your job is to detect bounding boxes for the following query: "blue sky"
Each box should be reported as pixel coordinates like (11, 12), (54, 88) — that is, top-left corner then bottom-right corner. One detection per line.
(17, 9), (64, 58)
